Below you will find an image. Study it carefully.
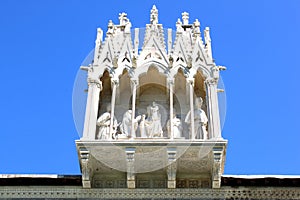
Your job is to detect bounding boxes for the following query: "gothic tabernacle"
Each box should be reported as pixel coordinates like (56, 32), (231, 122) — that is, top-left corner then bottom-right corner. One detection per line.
(76, 5), (227, 189)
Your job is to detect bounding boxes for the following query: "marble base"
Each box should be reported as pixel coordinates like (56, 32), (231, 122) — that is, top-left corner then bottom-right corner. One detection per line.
(127, 180), (136, 189)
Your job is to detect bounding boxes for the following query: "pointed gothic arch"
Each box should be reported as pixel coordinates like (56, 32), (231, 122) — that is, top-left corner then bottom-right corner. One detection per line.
(98, 70), (112, 116)
(194, 70), (206, 102)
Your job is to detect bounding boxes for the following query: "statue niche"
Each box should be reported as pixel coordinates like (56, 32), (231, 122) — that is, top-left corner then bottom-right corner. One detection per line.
(98, 71), (112, 115)
(136, 66), (168, 137)
(145, 101), (163, 137)
(194, 70), (207, 111)
(95, 66), (210, 140)
(183, 70), (208, 140)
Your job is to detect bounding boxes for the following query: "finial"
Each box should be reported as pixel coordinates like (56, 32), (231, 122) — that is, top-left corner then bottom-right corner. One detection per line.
(204, 27), (212, 59)
(176, 18), (183, 33)
(150, 5), (158, 25)
(204, 27), (211, 39)
(108, 20), (113, 26)
(204, 27), (211, 41)
(194, 19), (200, 28)
(193, 19), (200, 34)
(107, 20), (114, 35)
(96, 28), (103, 42)
(182, 12), (189, 25)
(176, 18), (182, 25)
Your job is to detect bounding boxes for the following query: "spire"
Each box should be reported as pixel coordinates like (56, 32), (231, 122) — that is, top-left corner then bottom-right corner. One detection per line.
(150, 5), (158, 25)
(204, 27), (212, 59)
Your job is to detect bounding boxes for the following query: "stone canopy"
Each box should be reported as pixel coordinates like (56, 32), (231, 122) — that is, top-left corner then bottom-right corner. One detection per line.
(76, 5), (227, 190)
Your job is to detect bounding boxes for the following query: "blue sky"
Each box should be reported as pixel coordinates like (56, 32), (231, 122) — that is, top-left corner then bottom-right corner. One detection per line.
(1, 0), (300, 175)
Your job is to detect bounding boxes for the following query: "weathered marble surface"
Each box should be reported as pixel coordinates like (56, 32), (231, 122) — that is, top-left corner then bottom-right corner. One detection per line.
(1, 186), (299, 199)
(76, 140), (227, 189)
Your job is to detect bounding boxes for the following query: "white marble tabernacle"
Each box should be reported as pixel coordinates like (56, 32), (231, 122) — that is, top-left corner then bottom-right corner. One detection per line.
(76, 5), (227, 190)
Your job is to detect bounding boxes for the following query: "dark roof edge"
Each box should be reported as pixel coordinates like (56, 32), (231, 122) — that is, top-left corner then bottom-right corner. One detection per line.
(0, 175), (299, 187)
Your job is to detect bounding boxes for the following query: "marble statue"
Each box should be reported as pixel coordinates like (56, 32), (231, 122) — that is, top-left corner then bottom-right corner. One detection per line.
(139, 114), (148, 138)
(120, 110), (141, 138)
(118, 12), (131, 33)
(96, 104), (118, 140)
(146, 102), (163, 137)
(167, 111), (182, 138)
(182, 12), (189, 25)
(118, 12), (127, 26)
(185, 97), (208, 139)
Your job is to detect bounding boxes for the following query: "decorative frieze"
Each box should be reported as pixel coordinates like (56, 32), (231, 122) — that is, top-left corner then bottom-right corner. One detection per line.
(1, 187), (299, 199)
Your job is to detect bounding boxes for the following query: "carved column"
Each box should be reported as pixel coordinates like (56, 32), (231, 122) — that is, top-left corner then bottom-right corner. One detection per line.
(130, 79), (138, 138)
(82, 78), (102, 140)
(167, 147), (177, 188)
(187, 78), (195, 140)
(109, 78), (119, 140)
(80, 149), (91, 188)
(168, 78), (174, 139)
(205, 78), (221, 139)
(212, 146), (223, 188)
(125, 147), (136, 188)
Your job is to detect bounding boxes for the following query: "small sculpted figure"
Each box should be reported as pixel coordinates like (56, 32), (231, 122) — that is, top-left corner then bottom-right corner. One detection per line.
(167, 112), (182, 138)
(118, 12), (131, 33)
(139, 114), (148, 138)
(96, 104), (118, 140)
(182, 12), (189, 25)
(185, 97), (208, 139)
(147, 102), (163, 137)
(118, 12), (127, 26)
(120, 110), (141, 138)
